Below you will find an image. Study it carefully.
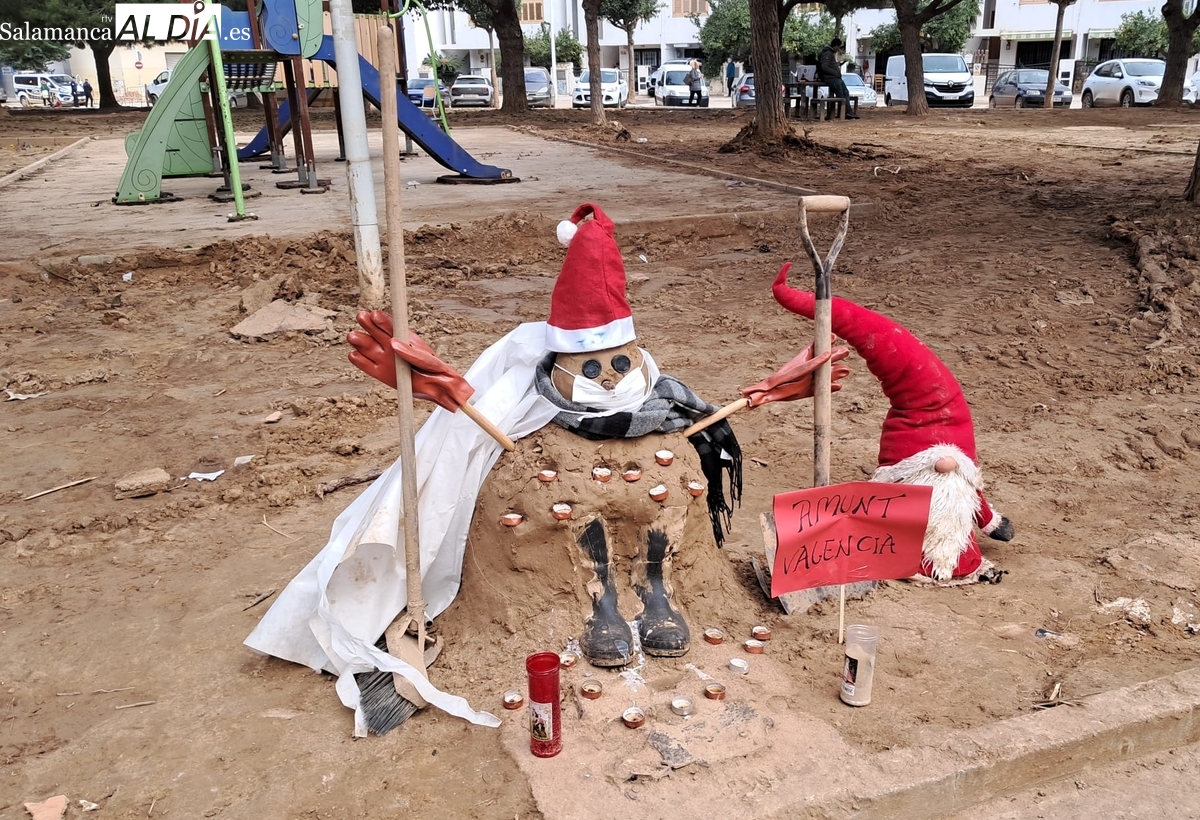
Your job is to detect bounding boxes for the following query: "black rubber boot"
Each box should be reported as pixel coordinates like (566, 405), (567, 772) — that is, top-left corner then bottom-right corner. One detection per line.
(633, 529), (690, 657)
(576, 518), (633, 668)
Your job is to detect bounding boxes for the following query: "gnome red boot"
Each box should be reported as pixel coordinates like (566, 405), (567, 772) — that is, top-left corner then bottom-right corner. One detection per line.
(632, 520), (690, 657)
(576, 518), (634, 668)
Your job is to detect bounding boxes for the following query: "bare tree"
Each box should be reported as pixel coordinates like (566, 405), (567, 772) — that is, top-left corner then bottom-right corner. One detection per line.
(1159, 0), (1200, 108)
(749, 0), (788, 138)
(892, 0), (967, 115)
(1043, 0), (1075, 108)
(602, 0), (663, 102)
(583, 0), (607, 124)
(1188, 140), (1200, 203)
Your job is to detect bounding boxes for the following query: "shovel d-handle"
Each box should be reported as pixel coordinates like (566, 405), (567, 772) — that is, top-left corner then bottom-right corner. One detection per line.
(799, 195), (851, 215)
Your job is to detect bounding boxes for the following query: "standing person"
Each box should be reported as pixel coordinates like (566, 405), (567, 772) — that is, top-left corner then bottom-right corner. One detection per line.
(83, 79), (94, 108)
(686, 60), (704, 106)
(816, 37), (858, 120)
(726, 60), (737, 96)
(40, 80), (51, 107)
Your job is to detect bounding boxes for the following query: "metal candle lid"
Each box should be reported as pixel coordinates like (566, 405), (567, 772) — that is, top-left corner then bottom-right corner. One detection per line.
(744, 639), (765, 655)
(751, 625), (772, 641)
(559, 651), (579, 669)
(670, 696), (694, 716)
(729, 658), (750, 675)
(704, 683), (727, 700)
(622, 706), (646, 728)
(580, 679), (603, 699)
(502, 690), (524, 710)
(703, 627), (725, 645)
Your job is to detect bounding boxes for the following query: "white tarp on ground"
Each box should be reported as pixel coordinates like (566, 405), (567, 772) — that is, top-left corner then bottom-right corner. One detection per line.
(244, 322), (560, 734)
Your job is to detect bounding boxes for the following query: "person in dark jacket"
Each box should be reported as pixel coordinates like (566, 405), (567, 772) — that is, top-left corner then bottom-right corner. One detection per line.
(816, 37), (859, 120)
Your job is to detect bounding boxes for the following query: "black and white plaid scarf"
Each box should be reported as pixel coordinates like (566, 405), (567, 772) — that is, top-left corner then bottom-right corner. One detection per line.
(534, 353), (742, 547)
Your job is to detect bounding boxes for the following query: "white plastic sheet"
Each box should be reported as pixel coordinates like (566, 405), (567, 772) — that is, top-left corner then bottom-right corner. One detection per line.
(245, 323), (560, 732)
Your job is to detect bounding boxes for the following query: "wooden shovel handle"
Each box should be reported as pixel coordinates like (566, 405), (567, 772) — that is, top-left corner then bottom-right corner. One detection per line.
(799, 195), (851, 214)
(461, 402), (516, 451)
(681, 398), (750, 438)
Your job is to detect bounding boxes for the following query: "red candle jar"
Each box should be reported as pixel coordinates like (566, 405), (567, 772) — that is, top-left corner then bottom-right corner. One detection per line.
(525, 651), (562, 758)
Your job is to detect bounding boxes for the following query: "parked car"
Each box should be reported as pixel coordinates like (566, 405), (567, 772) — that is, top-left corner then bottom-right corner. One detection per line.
(1081, 58), (1165, 108)
(13, 73), (75, 107)
(147, 68), (248, 108)
(648, 59), (692, 98)
(1186, 70), (1200, 105)
(842, 72), (877, 108)
(449, 75), (493, 107)
(885, 53), (973, 108)
(573, 69), (628, 108)
(407, 77), (450, 108)
(732, 73), (756, 108)
(989, 69), (1071, 108)
(525, 67), (553, 108)
(653, 66), (709, 107)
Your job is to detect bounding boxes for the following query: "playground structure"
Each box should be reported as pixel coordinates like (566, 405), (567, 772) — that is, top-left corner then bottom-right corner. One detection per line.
(113, 0), (515, 209)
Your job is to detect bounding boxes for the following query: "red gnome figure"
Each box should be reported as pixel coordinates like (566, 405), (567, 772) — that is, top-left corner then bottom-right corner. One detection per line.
(773, 264), (1014, 581)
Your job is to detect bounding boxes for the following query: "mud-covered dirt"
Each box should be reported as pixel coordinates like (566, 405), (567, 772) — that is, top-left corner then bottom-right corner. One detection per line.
(2, 103), (1200, 819)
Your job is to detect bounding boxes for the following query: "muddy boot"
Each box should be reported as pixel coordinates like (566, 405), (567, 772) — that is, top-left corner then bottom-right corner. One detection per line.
(633, 526), (690, 658)
(576, 518), (633, 668)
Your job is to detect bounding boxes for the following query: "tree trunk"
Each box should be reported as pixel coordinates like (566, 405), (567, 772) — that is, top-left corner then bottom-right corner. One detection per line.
(489, 28), (500, 109)
(1160, 0), (1198, 108)
(90, 40), (119, 109)
(583, 0), (605, 125)
(750, 0), (787, 137)
(1043, 0), (1068, 109)
(1186, 137), (1200, 203)
(627, 29), (637, 101)
(896, 0), (927, 116)
(492, 0), (529, 113)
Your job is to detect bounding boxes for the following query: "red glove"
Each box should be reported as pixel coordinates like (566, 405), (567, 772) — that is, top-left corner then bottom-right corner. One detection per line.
(739, 337), (851, 407)
(348, 310), (475, 412)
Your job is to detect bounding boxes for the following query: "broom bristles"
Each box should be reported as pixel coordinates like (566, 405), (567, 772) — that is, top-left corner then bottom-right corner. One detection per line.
(354, 636), (419, 735)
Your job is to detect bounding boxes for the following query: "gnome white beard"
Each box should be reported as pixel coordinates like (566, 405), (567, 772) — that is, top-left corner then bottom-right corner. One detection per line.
(872, 445), (982, 581)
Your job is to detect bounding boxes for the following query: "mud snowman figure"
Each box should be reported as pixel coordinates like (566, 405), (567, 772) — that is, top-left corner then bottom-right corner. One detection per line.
(347, 204), (744, 669)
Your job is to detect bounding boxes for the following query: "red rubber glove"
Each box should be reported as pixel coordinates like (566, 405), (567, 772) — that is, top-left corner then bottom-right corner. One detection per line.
(739, 337), (851, 407)
(348, 310), (475, 412)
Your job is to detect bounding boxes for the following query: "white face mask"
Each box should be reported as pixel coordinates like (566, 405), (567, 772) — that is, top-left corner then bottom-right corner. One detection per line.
(553, 349), (659, 417)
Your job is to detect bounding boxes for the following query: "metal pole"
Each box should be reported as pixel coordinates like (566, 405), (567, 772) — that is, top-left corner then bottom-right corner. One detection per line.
(329, 0), (386, 307)
(548, 0), (557, 107)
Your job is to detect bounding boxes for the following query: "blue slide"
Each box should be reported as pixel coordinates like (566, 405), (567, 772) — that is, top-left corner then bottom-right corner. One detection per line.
(238, 87), (321, 161)
(238, 35), (512, 180)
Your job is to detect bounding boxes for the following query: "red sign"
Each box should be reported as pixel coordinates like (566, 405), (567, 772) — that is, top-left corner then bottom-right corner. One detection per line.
(135, 60), (144, 69)
(770, 481), (932, 597)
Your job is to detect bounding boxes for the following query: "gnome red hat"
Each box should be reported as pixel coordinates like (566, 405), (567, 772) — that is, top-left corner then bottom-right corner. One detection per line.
(546, 203), (635, 353)
(772, 264), (1013, 580)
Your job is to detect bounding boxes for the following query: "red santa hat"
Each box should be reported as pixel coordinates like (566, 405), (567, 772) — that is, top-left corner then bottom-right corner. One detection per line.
(546, 203), (636, 354)
(772, 264), (1008, 577)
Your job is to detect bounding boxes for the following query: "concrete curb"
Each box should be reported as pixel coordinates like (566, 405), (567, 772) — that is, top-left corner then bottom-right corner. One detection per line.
(0, 136), (91, 189)
(769, 666), (1200, 820)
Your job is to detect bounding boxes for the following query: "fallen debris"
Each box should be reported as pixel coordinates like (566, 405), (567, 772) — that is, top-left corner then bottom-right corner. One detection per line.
(316, 467), (383, 498)
(229, 299), (336, 339)
(263, 411), (283, 424)
(23, 795), (67, 820)
(114, 468), (172, 500)
(25, 476), (99, 501)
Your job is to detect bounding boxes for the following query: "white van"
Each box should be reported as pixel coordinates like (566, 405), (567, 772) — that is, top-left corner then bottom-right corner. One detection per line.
(884, 54), (974, 108)
(12, 73), (76, 107)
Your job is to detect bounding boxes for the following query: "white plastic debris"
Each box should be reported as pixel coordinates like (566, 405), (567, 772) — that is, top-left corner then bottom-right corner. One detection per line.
(79, 799), (101, 812)
(405, 180), (421, 187)
(638, 254), (648, 264)
(4, 389), (48, 401)
(233, 455), (256, 467)
(1098, 596), (1151, 624)
(636, 137), (648, 143)
(186, 470), (225, 482)
(122, 272), (133, 282)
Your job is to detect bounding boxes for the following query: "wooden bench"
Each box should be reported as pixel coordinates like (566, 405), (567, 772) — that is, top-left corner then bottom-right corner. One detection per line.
(784, 81), (859, 121)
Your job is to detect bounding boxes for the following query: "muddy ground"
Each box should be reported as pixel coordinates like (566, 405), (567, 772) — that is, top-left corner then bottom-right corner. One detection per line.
(2, 103), (1200, 819)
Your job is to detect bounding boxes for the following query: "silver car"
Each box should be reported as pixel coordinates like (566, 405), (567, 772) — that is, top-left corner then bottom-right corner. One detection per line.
(732, 73), (755, 108)
(842, 72), (877, 108)
(449, 75), (493, 107)
(1081, 58), (1165, 108)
